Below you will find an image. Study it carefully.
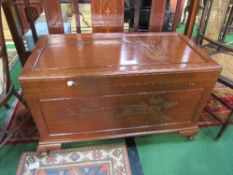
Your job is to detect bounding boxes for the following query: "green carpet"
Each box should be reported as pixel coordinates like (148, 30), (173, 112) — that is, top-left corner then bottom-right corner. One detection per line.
(136, 126), (233, 175)
(0, 127), (232, 174)
(10, 59), (22, 90)
(0, 143), (37, 175)
(224, 33), (233, 44)
(176, 23), (233, 44)
(176, 23), (199, 37)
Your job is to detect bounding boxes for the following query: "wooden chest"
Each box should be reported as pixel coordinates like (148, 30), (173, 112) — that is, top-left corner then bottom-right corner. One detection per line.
(20, 33), (221, 152)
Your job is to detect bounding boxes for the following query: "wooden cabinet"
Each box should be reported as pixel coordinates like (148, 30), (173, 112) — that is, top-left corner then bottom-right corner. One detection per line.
(19, 33), (221, 152)
(16, 0), (43, 31)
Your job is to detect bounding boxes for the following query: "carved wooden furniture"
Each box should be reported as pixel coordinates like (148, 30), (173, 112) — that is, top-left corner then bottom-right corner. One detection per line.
(20, 32), (221, 152)
(41, 0), (197, 37)
(40, 0), (125, 33)
(0, 3), (28, 148)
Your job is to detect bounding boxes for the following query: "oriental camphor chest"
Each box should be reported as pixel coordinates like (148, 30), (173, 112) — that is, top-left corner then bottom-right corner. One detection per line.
(19, 33), (221, 152)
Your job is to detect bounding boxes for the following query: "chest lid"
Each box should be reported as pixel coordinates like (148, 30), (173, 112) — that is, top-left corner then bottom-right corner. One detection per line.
(20, 32), (221, 81)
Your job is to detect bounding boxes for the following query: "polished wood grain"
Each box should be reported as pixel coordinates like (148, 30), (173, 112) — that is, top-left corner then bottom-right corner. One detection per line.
(172, 0), (185, 31)
(184, 0), (199, 38)
(39, 0), (196, 34)
(42, 0), (64, 34)
(39, 90), (204, 134)
(149, 0), (166, 32)
(20, 33), (221, 152)
(91, 0), (124, 32)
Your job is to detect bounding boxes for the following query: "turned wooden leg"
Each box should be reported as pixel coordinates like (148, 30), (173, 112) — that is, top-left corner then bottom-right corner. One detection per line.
(37, 142), (62, 152)
(179, 126), (199, 141)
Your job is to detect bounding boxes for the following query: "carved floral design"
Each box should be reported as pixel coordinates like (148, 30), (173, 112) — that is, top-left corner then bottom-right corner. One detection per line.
(75, 38), (167, 61)
(136, 40), (168, 61)
(124, 39), (168, 61)
(118, 96), (178, 122)
(65, 96), (178, 123)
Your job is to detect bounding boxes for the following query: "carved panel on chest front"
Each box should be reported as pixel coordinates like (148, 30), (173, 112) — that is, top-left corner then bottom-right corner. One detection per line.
(64, 95), (178, 123)
(39, 89), (205, 134)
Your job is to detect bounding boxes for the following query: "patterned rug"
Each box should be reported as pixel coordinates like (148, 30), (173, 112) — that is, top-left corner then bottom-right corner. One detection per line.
(5, 102), (39, 143)
(199, 82), (233, 127)
(16, 143), (132, 175)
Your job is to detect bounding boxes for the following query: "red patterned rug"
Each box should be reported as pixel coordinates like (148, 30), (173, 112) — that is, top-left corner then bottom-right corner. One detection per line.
(5, 103), (39, 143)
(199, 82), (233, 127)
(2, 83), (233, 144)
(16, 143), (132, 175)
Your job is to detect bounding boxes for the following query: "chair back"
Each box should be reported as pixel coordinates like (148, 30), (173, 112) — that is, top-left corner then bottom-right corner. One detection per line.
(91, 0), (124, 33)
(133, 0), (196, 34)
(41, 0), (198, 36)
(24, 0), (38, 42)
(42, 0), (65, 34)
(2, 0), (31, 66)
